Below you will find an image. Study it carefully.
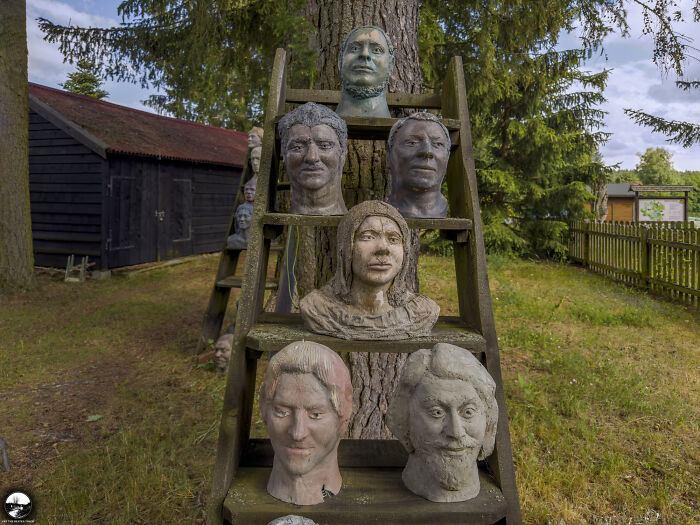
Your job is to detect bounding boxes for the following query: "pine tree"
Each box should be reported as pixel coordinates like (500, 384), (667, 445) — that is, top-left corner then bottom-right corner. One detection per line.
(60, 59), (109, 99)
(624, 81), (700, 148)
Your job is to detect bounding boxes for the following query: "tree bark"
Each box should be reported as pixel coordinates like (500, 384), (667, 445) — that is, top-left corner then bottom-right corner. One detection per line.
(0, 0), (35, 292)
(297, 0), (422, 439)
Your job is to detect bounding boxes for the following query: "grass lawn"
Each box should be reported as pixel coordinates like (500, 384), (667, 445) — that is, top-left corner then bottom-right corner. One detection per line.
(0, 253), (698, 524)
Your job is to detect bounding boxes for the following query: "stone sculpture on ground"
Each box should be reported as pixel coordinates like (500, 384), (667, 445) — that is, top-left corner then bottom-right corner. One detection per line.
(259, 341), (353, 505)
(386, 343), (498, 502)
(248, 126), (264, 149)
(335, 25), (394, 118)
(213, 333), (233, 373)
(226, 202), (253, 249)
(278, 102), (348, 215)
(300, 200), (439, 340)
(388, 112), (450, 218)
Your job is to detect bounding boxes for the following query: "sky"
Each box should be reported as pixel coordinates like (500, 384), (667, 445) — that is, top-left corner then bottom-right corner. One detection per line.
(26, 0), (700, 171)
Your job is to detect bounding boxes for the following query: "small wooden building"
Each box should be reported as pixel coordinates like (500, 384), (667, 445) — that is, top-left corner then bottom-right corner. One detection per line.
(602, 183), (694, 222)
(28, 83), (246, 269)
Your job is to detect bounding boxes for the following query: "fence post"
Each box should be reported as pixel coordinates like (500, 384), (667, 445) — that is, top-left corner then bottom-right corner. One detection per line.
(583, 221), (590, 268)
(640, 225), (650, 289)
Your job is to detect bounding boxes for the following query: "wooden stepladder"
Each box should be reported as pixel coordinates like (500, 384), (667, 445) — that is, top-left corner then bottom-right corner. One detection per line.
(196, 148), (281, 354)
(206, 49), (522, 524)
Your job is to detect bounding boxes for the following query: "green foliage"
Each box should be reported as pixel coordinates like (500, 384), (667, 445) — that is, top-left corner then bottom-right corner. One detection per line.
(60, 59), (109, 99)
(625, 80), (700, 147)
(40, 0), (316, 129)
(420, 1), (613, 257)
(611, 168), (640, 183)
(635, 147), (679, 185)
(679, 170), (700, 215)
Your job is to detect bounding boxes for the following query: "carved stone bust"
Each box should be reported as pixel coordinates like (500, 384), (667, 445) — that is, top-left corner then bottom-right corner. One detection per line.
(267, 517), (318, 525)
(213, 333), (233, 373)
(243, 175), (257, 204)
(259, 341), (353, 505)
(226, 202), (253, 249)
(388, 113), (450, 218)
(335, 25), (394, 118)
(278, 102), (348, 215)
(250, 146), (262, 178)
(386, 343), (498, 502)
(248, 126), (263, 149)
(300, 200), (439, 340)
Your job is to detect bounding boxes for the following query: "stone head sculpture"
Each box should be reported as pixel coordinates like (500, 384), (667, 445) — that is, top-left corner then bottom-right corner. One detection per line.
(243, 175), (257, 204)
(388, 112), (451, 218)
(226, 202), (254, 249)
(248, 126), (264, 149)
(267, 517), (318, 525)
(335, 25), (394, 118)
(300, 200), (439, 340)
(386, 343), (498, 502)
(279, 102), (348, 215)
(250, 146), (262, 177)
(259, 341), (353, 505)
(213, 333), (233, 373)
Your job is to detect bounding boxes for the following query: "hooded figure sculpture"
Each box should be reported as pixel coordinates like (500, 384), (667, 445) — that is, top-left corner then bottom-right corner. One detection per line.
(300, 200), (439, 340)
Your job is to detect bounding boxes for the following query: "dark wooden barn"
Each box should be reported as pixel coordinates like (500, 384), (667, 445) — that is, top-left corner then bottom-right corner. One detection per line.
(28, 83), (246, 269)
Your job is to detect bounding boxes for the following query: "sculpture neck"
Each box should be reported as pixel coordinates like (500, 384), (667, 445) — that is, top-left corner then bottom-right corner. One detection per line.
(290, 182), (347, 215)
(390, 190), (447, 218)
(336, 91), (390, 118)
(347, 280), (393, 315)
(267, 451), (342, 505)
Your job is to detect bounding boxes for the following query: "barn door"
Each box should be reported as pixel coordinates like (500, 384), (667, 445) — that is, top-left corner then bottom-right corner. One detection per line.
(107, 160), (157, 267)
(156, 165), (193, 260)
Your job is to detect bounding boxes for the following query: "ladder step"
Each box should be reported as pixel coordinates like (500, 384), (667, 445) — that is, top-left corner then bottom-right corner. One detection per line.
(262, 212), (472, 231)
(274, 115), (460, 141)
(216, 277), (279, 290)
(245, 313), (487, 354)
(286, 88), (444, 109)
(224, 464), (506, 524)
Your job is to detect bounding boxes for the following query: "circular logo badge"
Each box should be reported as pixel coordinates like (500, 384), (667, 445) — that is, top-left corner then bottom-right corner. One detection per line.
(3, 491), (32, 520)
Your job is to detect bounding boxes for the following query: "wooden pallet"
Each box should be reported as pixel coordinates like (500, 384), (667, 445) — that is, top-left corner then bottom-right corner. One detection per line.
(205, 48), (522, 524)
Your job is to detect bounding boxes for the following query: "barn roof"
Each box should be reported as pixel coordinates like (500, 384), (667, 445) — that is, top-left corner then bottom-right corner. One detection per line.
(606, 183), (638, 197)
(28, 83), (246, 167)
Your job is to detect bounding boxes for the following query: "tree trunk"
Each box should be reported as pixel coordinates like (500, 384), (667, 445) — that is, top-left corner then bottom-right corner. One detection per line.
(297, 0), (422, 438)
(0, 0), (35, 292)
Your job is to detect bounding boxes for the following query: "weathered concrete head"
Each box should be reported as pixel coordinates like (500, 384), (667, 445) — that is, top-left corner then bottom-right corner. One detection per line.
(267, 516), (318, 525)
(278, 103), (348, 215)
(387, 343), (498, 502)
(213, 333), (233, 373)
(250, 146), (262, 177)
(248, 126), (264, 149)
(243, 175), (257, 204)
(387, 112), (450, 218)
(234, 203), (253, 233)
(259, 341), (353, 505)
(330, 200), (413, 306)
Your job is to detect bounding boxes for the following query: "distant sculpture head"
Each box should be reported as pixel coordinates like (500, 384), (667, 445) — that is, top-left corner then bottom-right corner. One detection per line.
(267, 517), (318, 525)
(243, 175), (257, 204)
(213, 333), (233, 373)
(387, 343), (498, 502)
(226, 203), (253, 249)
(259, 340), (353, 505)
(278, 102), (348, 215)
(250, 146), (262, 177)
(335, 25), (394, 118)
(248, 126), (264, 149)
(300, 200), (439, 340)
(388, 112), (450, 218)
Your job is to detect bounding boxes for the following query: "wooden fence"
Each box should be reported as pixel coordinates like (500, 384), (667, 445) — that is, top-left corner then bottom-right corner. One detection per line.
(569, 221), (699, 306)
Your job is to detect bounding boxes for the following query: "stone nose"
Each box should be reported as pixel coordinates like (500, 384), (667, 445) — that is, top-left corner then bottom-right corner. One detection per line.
(444, 408), (466, 440)
(289, 410), (310, 441)
(304, 142), (320, 163)
(417, 139), (435, 158)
